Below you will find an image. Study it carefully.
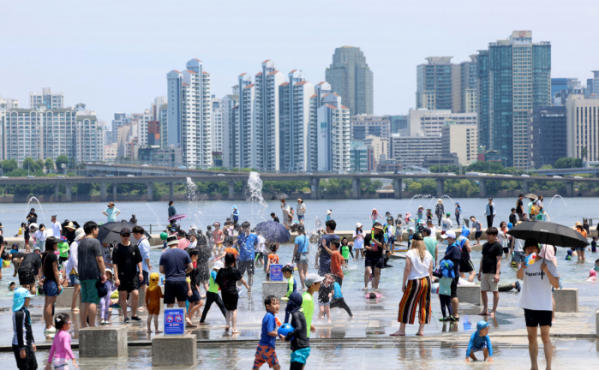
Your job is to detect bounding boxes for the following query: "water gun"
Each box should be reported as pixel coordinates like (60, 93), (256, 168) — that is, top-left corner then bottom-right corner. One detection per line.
(275, 317), (282, 327)
(370, 229), (378, 251)
(525, 253), (537, 267)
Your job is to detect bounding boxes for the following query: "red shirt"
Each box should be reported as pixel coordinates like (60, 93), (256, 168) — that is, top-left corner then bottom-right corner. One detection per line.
(330, 251), (344, 279)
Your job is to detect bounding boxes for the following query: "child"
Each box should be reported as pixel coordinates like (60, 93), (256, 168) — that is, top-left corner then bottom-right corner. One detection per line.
(437, 259), (455, 322)
(302, 273), (322, 341)
(441, 213), (453, 234)
(283, 264), (297, 299)
(455, 203), (462, 227)
(186, 249), (203, 327)
(595, 259), (599, 272)
(330, 275), (353, 318)
(266, 244), (279, 280)
(426, 209), (433, 223)
(206, 225), (213, 251)
(370, 208), (383, 224)
(281, 292), (311, 370)
(586, 270), (597, 282)
(566, 249), (573, 260)
(200, 261), (227, 325)
(9, 281), (16, 292)
(592, 237), (597, 253)
(145, 272), (163, 333)
(12, 287), (37, 370)
(340, 237), (354, 266)
(212, 222), (224, 257)
(23, 224), (31, 253)
(417, 206), (424, 222)
(100, 269), (117, 325)
(46, 313), (77, 370)
(465, 321), (493, 363)
(326, 209), (332, 221)
(317, 275), (334, 323)
(253, 295), (281, 370)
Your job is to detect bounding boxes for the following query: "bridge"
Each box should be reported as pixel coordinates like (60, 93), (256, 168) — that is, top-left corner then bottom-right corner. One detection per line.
(0, 163), (596, 201)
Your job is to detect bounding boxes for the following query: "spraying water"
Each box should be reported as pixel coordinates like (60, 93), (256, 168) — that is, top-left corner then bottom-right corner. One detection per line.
(546, 194), (567, 222)
(246, 172), (268, 219)
(185, 177), (200, 201)
(25, 196), (46, 224)
(145, 203), (162, 228)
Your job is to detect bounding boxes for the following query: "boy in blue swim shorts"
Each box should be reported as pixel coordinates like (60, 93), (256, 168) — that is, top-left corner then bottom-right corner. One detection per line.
(253, 295), (281, 370)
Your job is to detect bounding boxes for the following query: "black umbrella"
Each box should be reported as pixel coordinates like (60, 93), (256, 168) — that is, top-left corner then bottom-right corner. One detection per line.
(507, 221), (589, 248)
(255, 221), (291, 243)
(97, 221), (151, 245)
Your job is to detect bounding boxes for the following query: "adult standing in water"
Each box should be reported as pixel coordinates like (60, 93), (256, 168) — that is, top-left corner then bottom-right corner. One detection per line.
(168, 200), (177, 222)
(353, 223), (365, 260)
(292, 225), (310, 290)
(484, 198), (496, 228)
(315, 220), (339, 276)
(77, 221), (107, 328)
(391, 232), (433, 336)
(363, 223), (385, 291)
(297, 198), (306, 226)
(435, 200), (444, 227)
(516, 194), (525, 221)
(103, 202), (120, 223)
(41, 237), (62, 336)
(478, 227), (502, 317)
(441, 231), (461, 321)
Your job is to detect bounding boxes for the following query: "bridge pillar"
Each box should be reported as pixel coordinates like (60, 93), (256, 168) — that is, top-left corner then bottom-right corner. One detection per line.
(393, 178), (402, 199)
(352, 178), (361, 199)
(436, 178), (444, 198)
(113, 183), (118, 202)
(479, 180), (487, 198)
(522, 180), (529, 195)
(566, 181), (574, 197)
(147, 182), (153, 201)
(310, 178), (320, 199)
(65, 184), (72, 202)
(54, 184), (59, 200)
(228, 181), (235, 200)
(169, 182), (174, 200)
(100, 183), (107, 201)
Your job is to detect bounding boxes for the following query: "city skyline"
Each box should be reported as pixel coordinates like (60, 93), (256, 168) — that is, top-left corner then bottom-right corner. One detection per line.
(1, 0), (597, 124)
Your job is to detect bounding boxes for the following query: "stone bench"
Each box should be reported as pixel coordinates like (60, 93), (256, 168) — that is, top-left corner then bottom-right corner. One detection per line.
(554, 288), (578, 312)
(79, 326), (128, 357)
(456, 285), (481, 305)
(152, 333), (197, 366)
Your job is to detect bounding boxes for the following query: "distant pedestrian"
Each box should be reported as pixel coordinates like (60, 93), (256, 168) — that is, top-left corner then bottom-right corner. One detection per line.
(77, 221), (107, 328)
(50, 215), (62, 238)
(41, 237), (62, 336)
(292, 225), (310, 289)
(509, 208), (518, 226)
(129, 214), (138, 224)
(237, 221), (258, 287)
(168, 201), (177, 221)
(435, 200), (444, 227)
(470, 216), (482, 246)
(297, 198), (306, 226)
(26, 208), (38, 225)
(199, 261), (227, 325)
(215, 252), (250, 334)
(478, 227), (502, 317)
(133, 226), (151, 312)
(441, 231), (461, 320)
(353, 223), (365, 260)
(484, 198), (496, 228)
(103, 202), (120, 223)
(316, 220), (339, 276)
(455, 203), (462, 227)
(516, 194), (525, 220)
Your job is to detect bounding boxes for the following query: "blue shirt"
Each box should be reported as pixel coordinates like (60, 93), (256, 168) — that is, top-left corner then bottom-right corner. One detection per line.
(332, 281), (343, 299)
(138, 237), (151, 272)
(295, 235), (309, 253)
(466, 332), (493, 357)
(105, 208), (120, 222)
(237, 233), (257, 261)
(259, 312), (277, 348)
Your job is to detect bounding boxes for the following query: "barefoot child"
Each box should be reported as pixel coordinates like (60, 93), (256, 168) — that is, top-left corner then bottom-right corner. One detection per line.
(200, 261), (227, 325)
(253, 295), (281, 370)
(317, 275), (334, 323)
(266, 245), (279, 280)
(45, 313), (77, 370)
(145, 272), (163, 333)
(465, 321), (493, 363)
(186, 249), (203, 327)
(330, 274), (353, 318)
(100, 269), (117, 324)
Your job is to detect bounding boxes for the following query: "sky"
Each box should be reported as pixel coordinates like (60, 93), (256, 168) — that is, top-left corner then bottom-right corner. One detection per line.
(1, 0), (597, 127)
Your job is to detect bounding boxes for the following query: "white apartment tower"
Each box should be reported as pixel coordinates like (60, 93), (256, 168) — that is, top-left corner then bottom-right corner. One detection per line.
(279, 70), (314, 172)
(30, 88), (64, 109)
(308, 82), (332, 171)
(316, 93), (351, 173)
(255, 61), (285, 171)
(167, 59), (212, 168)
(221, 91), (239, 168)
(233, 74), (255, 168)
(211, 95), (224, 155)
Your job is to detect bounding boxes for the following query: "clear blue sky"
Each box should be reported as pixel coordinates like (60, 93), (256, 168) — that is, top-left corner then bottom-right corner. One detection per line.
(1, 0), (597, 125)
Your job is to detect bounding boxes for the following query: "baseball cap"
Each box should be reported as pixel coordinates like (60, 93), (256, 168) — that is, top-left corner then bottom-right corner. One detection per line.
(442, 230), (456, 239)
(119, 228), (131, 236)
(412, 232), (424, 241)
(304, 273), (325, 287)
(12, 288), (33, 311)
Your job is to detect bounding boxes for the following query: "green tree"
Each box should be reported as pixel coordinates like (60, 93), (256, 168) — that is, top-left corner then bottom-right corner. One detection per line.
(22, 157), (37, 172)
(407, 182), (422, 193)
(0, 159), (17, 173)
(581, 147), (588, 161)
(45, 158), (55, 172)
(55, 155), (69, 171)
(554, 157), (582, 169)
(540, 164), (553, 170)
(35, 159), (45, 173)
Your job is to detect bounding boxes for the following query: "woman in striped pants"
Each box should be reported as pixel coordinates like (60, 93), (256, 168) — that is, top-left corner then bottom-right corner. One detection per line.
(390, 233), (433, 336)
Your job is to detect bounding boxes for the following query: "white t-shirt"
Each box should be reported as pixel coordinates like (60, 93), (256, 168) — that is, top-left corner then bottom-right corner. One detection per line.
(406, 249), (433, 280)
(51, 221), (62, 238)
(441, 218), (453, 232)
(514, 238), (524, 253)
(257, 235), (266, 253)
(518, 259), (558, 311)
(297, 203), (306, 216)
(34, 230), (48, 242)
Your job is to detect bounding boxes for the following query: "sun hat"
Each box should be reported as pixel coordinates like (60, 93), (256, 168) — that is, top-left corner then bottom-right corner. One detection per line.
(327, 210), (332, 215)
(373, 224), (384, 230)
(213, 261), (224, 270)
(12, 287), (33, 311)
(74, 228), (85, 241)
(166, 235), (178, 247)
(356, 222), (363, 228)
(441, 230), (456, 239)
(304, 273), (325, 287)
(64, 222), (76, 230)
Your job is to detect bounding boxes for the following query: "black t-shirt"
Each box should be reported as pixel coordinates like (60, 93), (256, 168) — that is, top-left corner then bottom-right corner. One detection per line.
(509, 213), (517, 225)
(20, 253), (42, 272)
(443, 242), (461, 276)
(364, 232), (385, 258)
(11, 252), (26, 260)
(27, 212), (38, 225)
(481, 241), (503, 274)
(43, 253), (59, 282)
(288, 310), (309, 351)
(215, 267), (242, 295)
(188, 268), (199, 292)
(112, 243), (142, 282)
(318, 283), (333, 303)
(516, 200), (523, 214)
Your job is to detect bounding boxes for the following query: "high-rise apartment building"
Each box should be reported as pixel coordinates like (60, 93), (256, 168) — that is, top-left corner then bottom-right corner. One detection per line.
(0, 96), (19, 109)
(350, 115), (391, 141)
(221, 91), (239, 168)
(3, 103), (103, 166)
(255, 61), (285, 171)
(350, 141), (368, 172)
(478, 31), (551, 168)
(407, 109), (477, 137)
(566, 95), (599, 161)
(308, 82), (332, 171)
(316, 93), (351, 173)
(586, 71), (599, 99)
(389, 134), (443, 167)
(551, 78), (582, 106)
(232, 74), (255, 169)
(325, 46), (373, 116)
(460, 55), (478, 113)
(279, 70), (314, 172)
(529, 106), (567, 168)
(30, 88), (64, 109)
(112, 113), (130, 143)
(158, 103), (168, 149)
(166, 59), (212, 168)
(441, 120), (478, 166)
(211, 95), (223, 155)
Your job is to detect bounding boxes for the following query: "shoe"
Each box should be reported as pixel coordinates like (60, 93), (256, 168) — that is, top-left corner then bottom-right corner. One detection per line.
(100, 320), (106, 325)
(110, 303), (121, 308)
(131, 316), (142, 322)
(439, 317), (451, 322)
(451, 316), (459, 322)
(515, 281), (521, 292)
(124, 317), (130, 324)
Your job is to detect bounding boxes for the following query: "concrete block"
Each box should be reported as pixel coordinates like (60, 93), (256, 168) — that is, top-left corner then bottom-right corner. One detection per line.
(55, 287), (74, 308)
(596, 310), (599, 338)
(152, 334), (197, 366)
(457, 285), (481, 305)
(79, 326), (128, 357)
(554, 288), (578, 312)
(262, 280), (288, 301)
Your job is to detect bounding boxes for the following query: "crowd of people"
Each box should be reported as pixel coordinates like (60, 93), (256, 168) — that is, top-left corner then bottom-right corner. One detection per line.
(1, 194), (595, 370)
